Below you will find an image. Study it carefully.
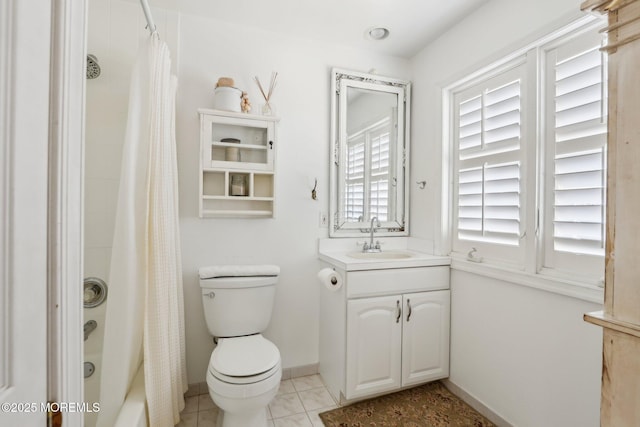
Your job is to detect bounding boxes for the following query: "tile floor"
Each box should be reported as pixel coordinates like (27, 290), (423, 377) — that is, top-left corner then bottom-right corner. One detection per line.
(177, 374), (337, 427)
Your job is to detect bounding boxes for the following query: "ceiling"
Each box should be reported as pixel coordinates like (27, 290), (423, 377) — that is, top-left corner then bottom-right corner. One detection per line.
(139, 0), (489, 58)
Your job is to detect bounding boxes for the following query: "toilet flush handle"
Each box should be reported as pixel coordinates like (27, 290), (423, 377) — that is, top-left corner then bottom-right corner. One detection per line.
(205, 291), (215, 299)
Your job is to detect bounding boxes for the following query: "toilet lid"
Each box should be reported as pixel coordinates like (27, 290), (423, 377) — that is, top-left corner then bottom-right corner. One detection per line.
(211, 335), (280, 378)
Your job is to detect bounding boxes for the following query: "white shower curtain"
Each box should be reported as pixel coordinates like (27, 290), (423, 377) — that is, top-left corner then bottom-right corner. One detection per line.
(97, 34), (187, 427)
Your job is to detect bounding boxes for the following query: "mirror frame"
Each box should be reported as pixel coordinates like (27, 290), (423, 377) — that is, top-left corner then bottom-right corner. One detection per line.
(329, 68), (411, 237)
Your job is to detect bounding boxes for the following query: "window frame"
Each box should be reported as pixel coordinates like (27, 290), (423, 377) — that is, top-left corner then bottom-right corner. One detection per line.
(538, 25), (608, 280)
(450, 58), (532, 267)
(442, 15), (606, 289)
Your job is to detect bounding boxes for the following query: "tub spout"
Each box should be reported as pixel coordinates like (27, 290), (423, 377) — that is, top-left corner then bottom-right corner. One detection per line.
(84, 320), (97, 341)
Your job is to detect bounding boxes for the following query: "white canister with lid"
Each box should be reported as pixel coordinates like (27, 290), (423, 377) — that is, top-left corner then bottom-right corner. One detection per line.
(213, 87), (242, 112)
(222, 138), (241, 162)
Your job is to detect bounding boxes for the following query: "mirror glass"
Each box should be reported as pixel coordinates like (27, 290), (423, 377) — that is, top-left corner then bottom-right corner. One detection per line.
(330, 69), (411, 237)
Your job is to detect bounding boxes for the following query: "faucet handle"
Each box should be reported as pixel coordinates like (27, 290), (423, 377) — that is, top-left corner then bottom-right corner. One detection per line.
(375, 241), (381, 249)
(362, 242), (370, 251)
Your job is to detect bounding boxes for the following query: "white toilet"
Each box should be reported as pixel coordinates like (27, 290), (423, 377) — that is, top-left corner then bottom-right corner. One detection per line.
(199, 265), (282, 427)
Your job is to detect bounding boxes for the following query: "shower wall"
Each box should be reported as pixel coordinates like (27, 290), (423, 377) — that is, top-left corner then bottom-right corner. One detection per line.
(85, 0), (178, 282)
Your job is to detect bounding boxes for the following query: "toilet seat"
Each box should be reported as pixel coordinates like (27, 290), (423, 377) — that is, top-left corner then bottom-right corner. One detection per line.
(211, 334), (280, 379)
(207, 359), (282, 399)
(210, 362), (280, 385)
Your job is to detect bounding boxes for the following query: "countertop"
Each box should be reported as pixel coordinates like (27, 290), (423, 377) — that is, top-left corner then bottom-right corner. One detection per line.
(319, 249), (451, 271)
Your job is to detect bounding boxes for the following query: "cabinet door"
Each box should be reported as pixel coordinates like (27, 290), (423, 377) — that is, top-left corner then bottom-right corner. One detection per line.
(401, 290), (450, 387)
(346, 295), (402, 399)
(202, 115), (274, 171)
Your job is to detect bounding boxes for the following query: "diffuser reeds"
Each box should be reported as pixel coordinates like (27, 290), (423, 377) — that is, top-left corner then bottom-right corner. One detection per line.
(254, 72), (278, 115)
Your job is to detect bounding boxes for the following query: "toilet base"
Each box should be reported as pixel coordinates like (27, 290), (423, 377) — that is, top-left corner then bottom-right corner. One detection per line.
(207, 366), (281, 427)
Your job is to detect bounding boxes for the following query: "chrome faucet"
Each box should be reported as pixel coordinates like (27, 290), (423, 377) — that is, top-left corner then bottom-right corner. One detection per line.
(362, 216), (381, 253)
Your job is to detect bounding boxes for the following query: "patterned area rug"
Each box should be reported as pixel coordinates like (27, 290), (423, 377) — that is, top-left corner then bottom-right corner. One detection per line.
(319, 381), (496, 427)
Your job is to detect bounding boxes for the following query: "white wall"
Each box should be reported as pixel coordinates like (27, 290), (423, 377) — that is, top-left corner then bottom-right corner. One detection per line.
(409, 0), (603, 425)
(175, 14), (410, 383)
(451, 271), (602, 426)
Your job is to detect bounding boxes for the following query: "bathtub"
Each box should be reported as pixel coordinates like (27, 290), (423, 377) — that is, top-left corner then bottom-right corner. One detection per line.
(114, 364), (148, 427)
(84, 300), (148, 427)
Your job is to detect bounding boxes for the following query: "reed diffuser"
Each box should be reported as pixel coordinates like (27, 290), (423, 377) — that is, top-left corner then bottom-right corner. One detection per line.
(254, 72), (278, 115)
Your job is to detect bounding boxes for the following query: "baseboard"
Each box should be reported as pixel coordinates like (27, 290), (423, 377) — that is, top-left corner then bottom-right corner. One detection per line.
(442, 379), (513, 427)
(282, 362), (319, 380)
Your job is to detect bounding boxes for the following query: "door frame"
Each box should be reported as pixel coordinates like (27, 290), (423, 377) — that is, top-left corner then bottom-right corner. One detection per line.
(48, 0), (87, 425)
(1, 0), (85, 425)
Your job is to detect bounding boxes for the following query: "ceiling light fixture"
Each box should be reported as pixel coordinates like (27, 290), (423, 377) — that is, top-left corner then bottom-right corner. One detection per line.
(367, 27), (390, 41)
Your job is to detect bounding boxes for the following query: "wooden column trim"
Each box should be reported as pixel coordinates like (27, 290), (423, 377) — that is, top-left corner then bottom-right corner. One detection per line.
(580, 0), (640, 425)
(582, 0), (637, 13)
(584, 0), (640, 51)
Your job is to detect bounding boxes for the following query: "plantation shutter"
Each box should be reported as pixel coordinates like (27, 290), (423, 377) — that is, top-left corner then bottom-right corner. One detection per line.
(545, 33), (607, 265)
(454, 65), (525, 250)
(345, 119), (391, 222)
(345, 136), (365, 221)
(458, 162), (521, 244)
(369, 128), (390, 220)
(449, 19), (606, 279)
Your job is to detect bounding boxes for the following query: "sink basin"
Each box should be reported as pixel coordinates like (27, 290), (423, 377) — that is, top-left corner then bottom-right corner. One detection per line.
(347, 251), (413, 260)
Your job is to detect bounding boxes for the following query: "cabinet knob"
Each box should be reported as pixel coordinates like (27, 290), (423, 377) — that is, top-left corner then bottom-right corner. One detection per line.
(269, 140), (274, 149)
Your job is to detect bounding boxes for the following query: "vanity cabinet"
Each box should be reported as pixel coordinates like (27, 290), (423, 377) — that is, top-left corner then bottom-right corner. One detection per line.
(198, 108), (279, 218)
(319, 263), (450, 403)
(346, 290), (450, 399)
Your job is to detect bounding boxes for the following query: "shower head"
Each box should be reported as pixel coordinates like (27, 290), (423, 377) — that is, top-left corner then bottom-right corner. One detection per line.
(86, 54), (101, 79)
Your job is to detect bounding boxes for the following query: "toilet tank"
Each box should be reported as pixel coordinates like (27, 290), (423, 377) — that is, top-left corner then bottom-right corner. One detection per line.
(200, 275), (277, 338)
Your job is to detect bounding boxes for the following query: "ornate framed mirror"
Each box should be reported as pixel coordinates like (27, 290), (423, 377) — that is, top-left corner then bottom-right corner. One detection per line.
(329, 68), (411, 237)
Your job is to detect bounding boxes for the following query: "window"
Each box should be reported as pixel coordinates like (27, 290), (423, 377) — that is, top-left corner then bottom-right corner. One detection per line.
(345, 135), (365, 221)
(543, 29), (607, 277)
(448, 18), (606, 281)
(455, 67), (525, 250)
(452, 62), (528, 264)
(345, 118), (391, 221)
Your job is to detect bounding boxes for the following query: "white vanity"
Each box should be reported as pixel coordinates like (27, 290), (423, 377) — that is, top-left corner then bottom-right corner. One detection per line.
(318, 244), (451, 404)
(321, 68), (450, 403)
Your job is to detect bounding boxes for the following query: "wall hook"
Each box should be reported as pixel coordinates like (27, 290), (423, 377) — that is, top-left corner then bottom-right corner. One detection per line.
(312, 179), (318, 200)
(416, 180), (426, 189)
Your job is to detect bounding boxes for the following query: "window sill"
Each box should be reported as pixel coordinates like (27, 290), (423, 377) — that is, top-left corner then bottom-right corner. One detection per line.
(450, 255), (604, 304)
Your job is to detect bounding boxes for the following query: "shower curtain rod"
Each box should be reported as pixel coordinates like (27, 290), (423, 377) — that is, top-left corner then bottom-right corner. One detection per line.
(140, 0), (157, 34)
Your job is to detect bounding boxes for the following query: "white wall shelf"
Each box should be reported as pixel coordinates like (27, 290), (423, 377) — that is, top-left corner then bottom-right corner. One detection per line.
(199, 109), (279, 218)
